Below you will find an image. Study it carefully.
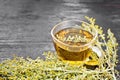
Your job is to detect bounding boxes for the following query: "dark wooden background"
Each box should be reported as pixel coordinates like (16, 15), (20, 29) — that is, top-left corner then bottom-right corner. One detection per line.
(0, 0), (120, 71)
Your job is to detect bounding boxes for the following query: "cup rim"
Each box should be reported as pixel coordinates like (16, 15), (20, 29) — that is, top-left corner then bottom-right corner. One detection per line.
(51, 20), (98, 48)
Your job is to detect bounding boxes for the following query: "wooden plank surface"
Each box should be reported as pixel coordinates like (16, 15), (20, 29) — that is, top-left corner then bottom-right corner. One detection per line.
(0, 0), (120, 71)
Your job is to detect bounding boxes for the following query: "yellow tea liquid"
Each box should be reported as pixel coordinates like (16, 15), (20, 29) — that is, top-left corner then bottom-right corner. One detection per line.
(54, 27), (99, 65)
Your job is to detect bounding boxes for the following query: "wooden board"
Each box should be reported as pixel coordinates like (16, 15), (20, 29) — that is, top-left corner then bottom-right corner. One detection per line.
(0, 0), (120, 70)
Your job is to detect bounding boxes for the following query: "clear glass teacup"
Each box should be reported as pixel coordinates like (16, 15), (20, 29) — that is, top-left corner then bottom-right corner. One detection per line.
(51, 20), (98, 65)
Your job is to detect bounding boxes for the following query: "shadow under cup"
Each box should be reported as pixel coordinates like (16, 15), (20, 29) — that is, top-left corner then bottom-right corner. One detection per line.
(51, 20), (97, 63)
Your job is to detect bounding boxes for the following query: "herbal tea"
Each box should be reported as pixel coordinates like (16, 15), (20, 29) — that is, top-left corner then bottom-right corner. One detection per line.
(54, 27), (94, 61)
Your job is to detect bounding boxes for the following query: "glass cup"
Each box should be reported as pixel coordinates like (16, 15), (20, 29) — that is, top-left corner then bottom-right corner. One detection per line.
(51, 20), (98, 65)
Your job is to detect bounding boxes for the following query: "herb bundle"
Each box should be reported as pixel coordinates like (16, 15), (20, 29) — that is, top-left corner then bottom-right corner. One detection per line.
(0, 17), (119, 80)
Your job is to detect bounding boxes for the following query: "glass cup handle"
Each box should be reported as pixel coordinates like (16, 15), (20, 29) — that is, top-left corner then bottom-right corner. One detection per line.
(91, 46), (102, 58)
